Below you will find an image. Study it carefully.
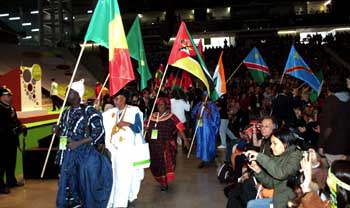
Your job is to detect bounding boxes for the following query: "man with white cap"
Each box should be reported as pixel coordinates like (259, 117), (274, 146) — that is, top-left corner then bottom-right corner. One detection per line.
(0, 86), (27, 194)
(54, 79), (112, 208)
(103, 89), (144, 208)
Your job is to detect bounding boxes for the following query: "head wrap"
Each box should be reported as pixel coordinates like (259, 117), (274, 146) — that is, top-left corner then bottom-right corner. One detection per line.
(156, 97), (170, 108)
(71, 79), (85, 101)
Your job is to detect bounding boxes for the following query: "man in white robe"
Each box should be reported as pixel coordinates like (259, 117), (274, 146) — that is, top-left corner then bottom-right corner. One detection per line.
(103, 91), (144, 208)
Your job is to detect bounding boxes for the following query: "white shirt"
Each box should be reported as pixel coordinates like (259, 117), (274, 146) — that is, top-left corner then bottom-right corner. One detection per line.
(170, 98), (190, 123)
(50, 81), (58, 96)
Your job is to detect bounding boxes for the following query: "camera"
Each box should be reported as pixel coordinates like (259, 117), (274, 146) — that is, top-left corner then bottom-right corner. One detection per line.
(244, 153), (254, 165)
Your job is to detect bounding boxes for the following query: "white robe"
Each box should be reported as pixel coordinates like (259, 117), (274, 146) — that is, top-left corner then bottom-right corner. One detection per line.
(103, 105), (144, 208)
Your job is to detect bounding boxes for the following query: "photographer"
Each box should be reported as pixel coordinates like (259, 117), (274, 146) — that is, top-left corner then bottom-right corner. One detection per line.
(226, 116), (276, 208)
(244, 128), (303, 208)
(0, 87), (27, 194)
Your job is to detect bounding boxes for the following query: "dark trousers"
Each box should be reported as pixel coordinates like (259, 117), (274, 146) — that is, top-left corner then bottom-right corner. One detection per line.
(0, 144), (18, 188)
(226, 178), (257, 208)
(51, 95), (61, 110)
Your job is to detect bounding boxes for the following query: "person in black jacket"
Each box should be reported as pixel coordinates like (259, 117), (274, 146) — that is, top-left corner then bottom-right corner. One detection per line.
(318, 77), (350, 166)
(271, 85), (296, 128)
(0, 86), (26, 194)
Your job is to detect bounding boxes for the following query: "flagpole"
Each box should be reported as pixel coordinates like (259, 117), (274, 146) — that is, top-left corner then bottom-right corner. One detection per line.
(40, 40), (87, 178)
(144, 64), (169, 135)
(296, 82), (306, 90)
(279, 73), (285, 84)
(187, 95), (208, 159)
(94, 73), (110, 109)
(171, 70), (180, 90)
(226, 62), (242, 83)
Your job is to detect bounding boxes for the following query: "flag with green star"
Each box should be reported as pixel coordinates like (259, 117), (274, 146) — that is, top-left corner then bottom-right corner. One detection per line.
(283, 45), (320, 93)
(243, 47), (270, 85)
(127, 16), (152, 90)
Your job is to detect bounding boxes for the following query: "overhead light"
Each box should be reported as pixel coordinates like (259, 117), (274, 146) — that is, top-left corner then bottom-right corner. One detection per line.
(334, 27), (350, 31)
(73, 16), (75, 20)
(9, 17), (20, 20)
(31, 28), (39, 32)
(30, 11), (39, 14)
(227, 7), (231, 12)
(138, 14), (142, 18)
(277, 30), (297, 35)
(324, 0), (331, 6)
(207, 8), (210, 13)
(23, 36), (32, 39)
(64, 17), (68, 20)
(22, 22), (32, 26)
(87, 10), (93, 14)
(0, 13), (9, 17)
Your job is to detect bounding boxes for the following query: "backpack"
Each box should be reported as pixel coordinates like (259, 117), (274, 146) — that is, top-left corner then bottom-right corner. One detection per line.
(217, 161), (234, 184)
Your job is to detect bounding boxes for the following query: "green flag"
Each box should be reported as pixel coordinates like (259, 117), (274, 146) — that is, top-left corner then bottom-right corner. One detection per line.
(127, 16), (152, 90)
(309, 70), (324, 103)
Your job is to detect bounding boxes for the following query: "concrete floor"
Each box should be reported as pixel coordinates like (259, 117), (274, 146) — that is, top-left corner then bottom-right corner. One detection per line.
(0, 149), (228, 208)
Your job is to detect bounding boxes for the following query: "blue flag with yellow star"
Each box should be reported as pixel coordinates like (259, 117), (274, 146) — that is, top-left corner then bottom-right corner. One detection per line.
(283, 45), (320, 93)
(243, 47), (270, 85)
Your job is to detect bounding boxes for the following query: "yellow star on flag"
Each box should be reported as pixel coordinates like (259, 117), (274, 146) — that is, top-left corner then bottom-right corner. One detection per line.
(293, 52), (299, 59)
(254, 53), (259, 59)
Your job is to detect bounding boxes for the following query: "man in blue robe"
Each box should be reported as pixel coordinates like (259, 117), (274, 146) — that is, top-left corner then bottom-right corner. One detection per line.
(54, 79), (112, 208)
(191, 93), (220, 168)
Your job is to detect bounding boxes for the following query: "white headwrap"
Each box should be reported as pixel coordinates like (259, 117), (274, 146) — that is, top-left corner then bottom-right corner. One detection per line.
(71, 79), (85, 101)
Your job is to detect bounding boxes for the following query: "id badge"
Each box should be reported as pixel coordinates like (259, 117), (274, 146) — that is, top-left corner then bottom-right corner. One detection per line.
(59, 136), (67, 150)
(198, 119), (203, 127)
(151, 129), (158, 140)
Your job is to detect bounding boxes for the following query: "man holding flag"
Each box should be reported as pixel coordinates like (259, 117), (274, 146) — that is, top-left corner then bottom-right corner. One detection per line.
(212, 51), (237, 149)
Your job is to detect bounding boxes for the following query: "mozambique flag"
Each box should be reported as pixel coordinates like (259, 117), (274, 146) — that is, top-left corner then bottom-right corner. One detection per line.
(167, 21), (212, 95)
(283, 45), (320, 93)
(84, 0), (134, 96)
(211, 51), (226, 101)
(127, 16), (152, 90)
(197, 39), (205, 61)
(243, 47), (270, 85)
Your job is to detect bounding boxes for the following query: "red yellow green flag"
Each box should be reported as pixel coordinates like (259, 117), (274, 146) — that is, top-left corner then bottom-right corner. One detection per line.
(167, 21), (212, 94)
(84, 0), (134, 96)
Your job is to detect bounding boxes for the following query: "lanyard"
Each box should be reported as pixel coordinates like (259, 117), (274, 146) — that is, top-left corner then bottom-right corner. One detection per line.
(154, 111), (168, 128)
(117, 105), (127, 123)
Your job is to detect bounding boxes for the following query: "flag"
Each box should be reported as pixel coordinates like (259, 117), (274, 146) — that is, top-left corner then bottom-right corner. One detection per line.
(243, 47), (270, 85)
(197, 39), (205, 61)
(166, 72), (175, 88)
(211, 51), (227, 101)
(167, 21), (212, 95)
(172, 75), (181, 89)
(127, 16), (152, 90)
(155, 64), (164, 88)
(180, 71), (192, 92)
(309, 70), (324, 102)
(283, 45), (321, 93)
(85, 0), (134, 96)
